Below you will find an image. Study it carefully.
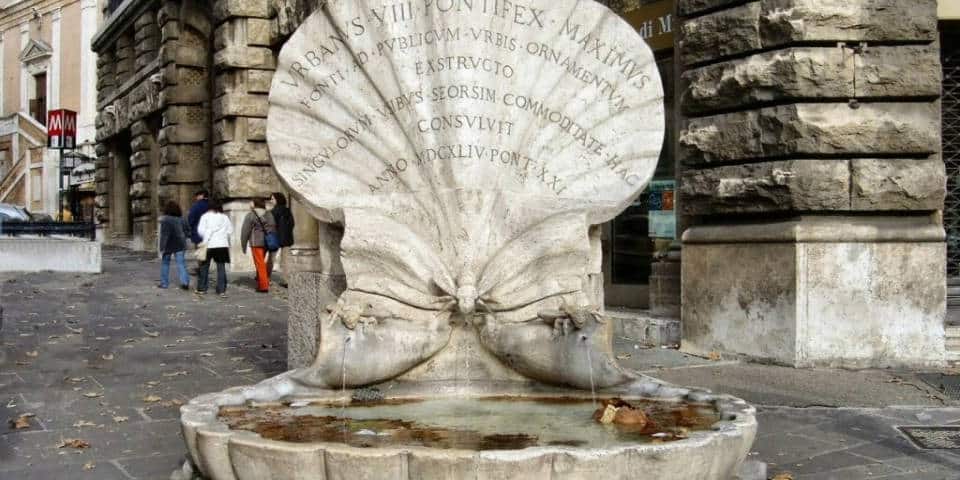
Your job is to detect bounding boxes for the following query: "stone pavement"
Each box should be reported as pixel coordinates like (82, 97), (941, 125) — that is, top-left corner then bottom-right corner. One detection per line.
(0, 247), (959, 479)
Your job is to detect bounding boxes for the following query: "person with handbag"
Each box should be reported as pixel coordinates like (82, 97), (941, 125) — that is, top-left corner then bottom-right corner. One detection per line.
(240, 197), (278, 293)
(158, 200), (191, 290)
(266, 192), (296, 284)
(196, 199), (233, 297)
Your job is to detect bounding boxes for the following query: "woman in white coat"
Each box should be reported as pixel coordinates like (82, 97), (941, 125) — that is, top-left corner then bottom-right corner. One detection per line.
(196, 199), (233, 296)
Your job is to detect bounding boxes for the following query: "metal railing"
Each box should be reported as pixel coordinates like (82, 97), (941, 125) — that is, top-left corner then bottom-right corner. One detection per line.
(0, 221), (96, 240)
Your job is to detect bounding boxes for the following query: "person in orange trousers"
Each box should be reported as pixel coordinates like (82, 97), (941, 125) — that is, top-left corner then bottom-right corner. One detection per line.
(240, 198), (276, 293)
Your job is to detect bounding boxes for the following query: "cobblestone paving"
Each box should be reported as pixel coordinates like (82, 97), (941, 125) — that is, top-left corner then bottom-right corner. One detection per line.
(2, 247), (960, 479)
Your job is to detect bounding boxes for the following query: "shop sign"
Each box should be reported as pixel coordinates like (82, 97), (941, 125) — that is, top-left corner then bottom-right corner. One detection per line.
(648, 179), (675, 239)
(621, 0), (674, 52)
(69, 162), (95, 186)
(48, 109), (77, 149)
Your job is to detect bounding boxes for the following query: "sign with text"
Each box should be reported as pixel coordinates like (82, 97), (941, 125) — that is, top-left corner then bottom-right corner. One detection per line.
(48, 109), (77, 149)
(622, 0), (674, 52)
(648, 179), (675, 239)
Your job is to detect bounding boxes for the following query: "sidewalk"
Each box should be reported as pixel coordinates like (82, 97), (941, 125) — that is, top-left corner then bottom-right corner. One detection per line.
(1, 247), (959, 479)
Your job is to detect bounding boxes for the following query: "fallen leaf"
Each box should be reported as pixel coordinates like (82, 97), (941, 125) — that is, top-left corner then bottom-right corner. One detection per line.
(25, 351), (38, 358)
(66, 326), (83, 334)
(68, 377), (86, 383)
(101, 354), (114, 361)
(9, 414), (34, 429)
(143, 331), (159, 338)
(59, 439), (90, 449)
(113, 416), (128, 423)
(15, 361), (31, 366)
(234, 368), (253, 374)
(772, 474), (794, 480)
(200, 353), (214, 358)
(72, 420), (96, 428)
(6, 399), (17, 408)
(83, 461), (95, 470)
(94, 337), (110, 341)
(145, 381), (159, 387)
(707, 352), (722, 361)
(143, 395), (162, 403)
(82, 392), (103, 398)
(616, 353), (631, 360)
(162, 371), (188, 377)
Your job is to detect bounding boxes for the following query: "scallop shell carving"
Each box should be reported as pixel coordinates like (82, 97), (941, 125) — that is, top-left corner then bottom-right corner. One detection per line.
(267, 0), (665, 389)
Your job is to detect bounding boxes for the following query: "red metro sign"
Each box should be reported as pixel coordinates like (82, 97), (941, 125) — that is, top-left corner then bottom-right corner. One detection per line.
(48, 109), (77, 149)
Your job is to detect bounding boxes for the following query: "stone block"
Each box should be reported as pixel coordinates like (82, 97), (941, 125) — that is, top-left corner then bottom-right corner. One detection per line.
(163, 105), (208, 127)
(130, 151), (150, 168)
(160, 124), (208, 144)
(160, 145), (208, 183)
(136, 36), (161, 53)
(135, 11), (156, 29)
(682, 45), (940, 115)
(287, 270), (347, 369)
(213, 94), (269, 119)
(246, 69), (273, 93)
(131, 120), (151, 137)
(161, 20), (180, 41)
(214, 46), (276, 70)
(680, 2), (762, 66)
(247, 118), (267, 141)
(680, 102), (940, 165)
(212, 119), (234, 144)
(161, 83), (209, 106)
(680, 0), (938, 66)
(0, 239), (102, 273)
(213, 0), (271, 23)
(131, 167), (150, 183)
(851, 159), (945, 211)
(681, 216), (946, 368)
(680, 160), (850, 214)
(678, 0), (740, 16)
(213, 165), (279, 198)
(246, 18), (273, 46)
(130, 181), (152, 199)
(131, 198), (153, 217)
(96, 181), (109, 195)
(213, 141), (270, 166)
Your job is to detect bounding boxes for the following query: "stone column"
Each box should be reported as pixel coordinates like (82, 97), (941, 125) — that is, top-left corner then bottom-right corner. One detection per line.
(158, 1), (212, 221)
(212, 0), (279, 271)
(677, 0), (945, 368)
(130, 119), (159, 250)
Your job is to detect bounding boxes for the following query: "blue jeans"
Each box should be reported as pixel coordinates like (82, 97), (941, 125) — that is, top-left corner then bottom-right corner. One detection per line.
(160, 251), (189, 288)
(197, 259), (227, 294)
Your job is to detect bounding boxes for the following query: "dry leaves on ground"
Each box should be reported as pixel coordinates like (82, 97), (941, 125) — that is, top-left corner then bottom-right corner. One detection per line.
(707, 352), (722, 361)
(82, 392), (103, 399)
(25, 351), (38, 358)
(72, 420), (97, 428)
(143, 395), (162, 403)
(83, 462), (95, 470)
(9, 414), (34, 430)
(113, 416), (128, 423)
(59, 438), (91, 449)
(772, 474), (795, 480)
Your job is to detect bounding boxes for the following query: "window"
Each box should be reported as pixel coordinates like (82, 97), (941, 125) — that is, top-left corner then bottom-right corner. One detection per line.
(29, 72), (46, 126)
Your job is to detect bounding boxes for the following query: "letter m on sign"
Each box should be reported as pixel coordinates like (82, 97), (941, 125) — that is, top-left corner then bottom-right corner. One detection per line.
(47, 109), (77, 149)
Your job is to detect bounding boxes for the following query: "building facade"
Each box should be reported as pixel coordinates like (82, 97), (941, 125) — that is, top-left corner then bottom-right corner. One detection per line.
(93, 0), (953, 368)
(0, 0), (100, 218)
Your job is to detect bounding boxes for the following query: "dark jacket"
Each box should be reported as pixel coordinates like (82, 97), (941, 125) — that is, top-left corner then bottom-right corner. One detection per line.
(187, 199), (209, 244)
(270, 205), (295, 248)
(159, 215), (190, 254)
(240, 209), (276, 253)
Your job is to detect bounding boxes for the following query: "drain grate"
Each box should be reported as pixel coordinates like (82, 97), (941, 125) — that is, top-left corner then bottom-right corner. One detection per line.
(917, 374), (960, 400)
(899, 426), (960, 449)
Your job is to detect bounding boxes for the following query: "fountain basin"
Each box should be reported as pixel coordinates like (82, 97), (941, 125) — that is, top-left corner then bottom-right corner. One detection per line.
(180, 373), (757, 480)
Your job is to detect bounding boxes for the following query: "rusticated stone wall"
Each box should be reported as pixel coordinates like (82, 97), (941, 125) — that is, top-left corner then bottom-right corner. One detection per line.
(677, 0), (947, 368)
(677, 0), (944, 215)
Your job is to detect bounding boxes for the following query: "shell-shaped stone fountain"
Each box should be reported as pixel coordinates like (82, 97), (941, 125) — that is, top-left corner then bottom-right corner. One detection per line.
(179, 1), (757, 478)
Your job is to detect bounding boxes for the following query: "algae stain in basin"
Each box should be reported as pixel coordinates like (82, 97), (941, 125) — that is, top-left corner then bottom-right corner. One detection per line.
(218, 397), (720, 451)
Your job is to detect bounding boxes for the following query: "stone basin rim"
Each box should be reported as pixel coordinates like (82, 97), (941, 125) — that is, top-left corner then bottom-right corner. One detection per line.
(179, 372), (757, 480)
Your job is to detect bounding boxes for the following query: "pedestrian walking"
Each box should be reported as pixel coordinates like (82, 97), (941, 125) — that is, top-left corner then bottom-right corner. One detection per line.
(196, 199), (233, 297)
(266, 192), (295, 283)
(158, 200), (190, 290)
(240, 198), (277, 293)
(187, 189), (210, 245)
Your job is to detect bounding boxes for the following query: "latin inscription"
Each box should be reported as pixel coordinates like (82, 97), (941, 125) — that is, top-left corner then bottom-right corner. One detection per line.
(280, 1), (654, 196)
